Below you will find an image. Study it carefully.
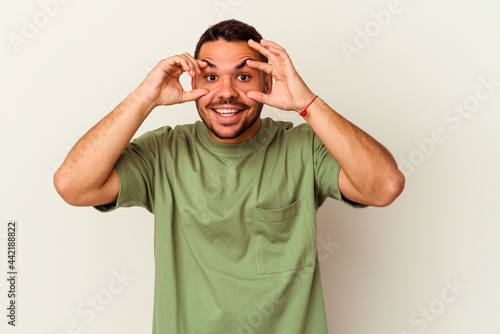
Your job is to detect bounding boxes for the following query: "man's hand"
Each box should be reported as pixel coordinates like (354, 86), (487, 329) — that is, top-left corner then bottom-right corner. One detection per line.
(246, 39), (404, 207)
(55, 53), (209, 207)
(246, 39), (316, 112)
(137, 53), (209, 107)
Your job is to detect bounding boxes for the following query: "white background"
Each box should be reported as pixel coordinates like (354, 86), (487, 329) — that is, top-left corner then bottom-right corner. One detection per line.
(1, 0), (499, 333)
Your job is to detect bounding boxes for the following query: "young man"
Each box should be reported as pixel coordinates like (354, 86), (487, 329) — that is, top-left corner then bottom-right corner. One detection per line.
(54, 20), (404, 334)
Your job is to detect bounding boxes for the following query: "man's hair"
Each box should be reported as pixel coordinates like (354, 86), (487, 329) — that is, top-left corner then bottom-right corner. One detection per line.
(194, 19), (268, 63)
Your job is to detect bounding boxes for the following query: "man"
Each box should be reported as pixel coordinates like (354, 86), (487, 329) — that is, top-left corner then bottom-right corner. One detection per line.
(54, 20), (404, 334)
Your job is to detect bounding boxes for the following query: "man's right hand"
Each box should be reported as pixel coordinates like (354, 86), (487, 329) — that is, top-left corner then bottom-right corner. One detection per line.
(136, 53), (208, 107)
(55, 53), (208, 207)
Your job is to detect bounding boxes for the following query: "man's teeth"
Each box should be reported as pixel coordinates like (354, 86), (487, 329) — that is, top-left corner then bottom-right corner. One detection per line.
(214, 109), (240, 117)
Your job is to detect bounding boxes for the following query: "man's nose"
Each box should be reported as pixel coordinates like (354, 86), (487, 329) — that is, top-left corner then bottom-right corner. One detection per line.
(216, 77), (239, 99)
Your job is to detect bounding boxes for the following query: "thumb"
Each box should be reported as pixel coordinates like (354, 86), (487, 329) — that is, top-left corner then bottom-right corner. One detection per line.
(181, 88), (208, 103)
(247, 90), (271, 105)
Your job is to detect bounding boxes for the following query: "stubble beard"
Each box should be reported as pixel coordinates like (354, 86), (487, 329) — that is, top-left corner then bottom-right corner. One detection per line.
(195, 99), (264, 140)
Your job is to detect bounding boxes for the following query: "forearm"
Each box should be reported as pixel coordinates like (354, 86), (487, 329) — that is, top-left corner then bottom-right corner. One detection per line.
(245, 38), (404, 205)
(54, 89), (155, 200)
(303, 97), (404, 205)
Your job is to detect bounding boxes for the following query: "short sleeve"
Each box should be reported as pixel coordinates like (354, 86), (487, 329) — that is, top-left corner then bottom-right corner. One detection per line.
(312, 132), (367, 209)
(94, 126), (169, 213)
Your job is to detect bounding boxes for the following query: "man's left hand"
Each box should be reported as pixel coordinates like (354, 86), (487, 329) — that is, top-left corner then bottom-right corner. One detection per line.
(246, 39), (316, 113)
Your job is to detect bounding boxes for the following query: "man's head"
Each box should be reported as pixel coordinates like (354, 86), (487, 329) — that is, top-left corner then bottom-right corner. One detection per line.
(194, 19), (268, 63)
(192, 20), (272, 144)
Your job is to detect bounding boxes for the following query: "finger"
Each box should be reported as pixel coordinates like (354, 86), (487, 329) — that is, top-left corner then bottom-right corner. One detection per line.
(260, 39), (286, 53)
(162, 54), (200, 78)
(181, 53), (208, 75)
(156, 57), (182, 77)
(248, 39), (289, 65)
(248, 39), (273, 59)
(247, 90), (271, 105)
(178, 53), (202, 77)
(260, 39), (292, 63)
(181, 88), (208, 103)
(246, 59), (273, 75)
(197, 60), (208, 69)
(157, 56), (191, 78)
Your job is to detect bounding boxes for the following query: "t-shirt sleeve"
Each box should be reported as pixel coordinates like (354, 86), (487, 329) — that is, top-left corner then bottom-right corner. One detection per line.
(94, 127), (168, 213)
(312, 131), (368, 209)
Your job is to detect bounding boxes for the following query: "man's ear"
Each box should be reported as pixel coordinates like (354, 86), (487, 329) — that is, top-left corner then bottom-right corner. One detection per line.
(264, 73), (272, 94)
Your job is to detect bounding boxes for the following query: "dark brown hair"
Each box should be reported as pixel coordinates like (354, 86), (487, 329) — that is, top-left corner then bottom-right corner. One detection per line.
(194, 19), (268, 62)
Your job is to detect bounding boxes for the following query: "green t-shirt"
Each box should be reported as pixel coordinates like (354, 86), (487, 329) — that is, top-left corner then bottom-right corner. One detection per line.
(96, 117), (365, 333)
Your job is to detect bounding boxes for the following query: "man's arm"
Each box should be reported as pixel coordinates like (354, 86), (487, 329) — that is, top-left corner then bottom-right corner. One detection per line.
(246, 39), (405, 207)
(54, 54), (208, 206)
(299, 97), (404, 207)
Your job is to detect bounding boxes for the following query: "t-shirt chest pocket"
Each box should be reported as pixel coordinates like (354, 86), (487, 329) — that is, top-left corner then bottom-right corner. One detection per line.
(251, 198), (316, 275)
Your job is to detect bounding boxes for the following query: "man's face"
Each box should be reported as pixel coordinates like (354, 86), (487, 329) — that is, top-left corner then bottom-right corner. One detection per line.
(192, 39), (271, 144)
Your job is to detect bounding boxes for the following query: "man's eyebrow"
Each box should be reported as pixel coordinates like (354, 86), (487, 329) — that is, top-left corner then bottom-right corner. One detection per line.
(201, 58), (254, 70)
(235, 58), (254, 70)
(202, 59), (217, 69)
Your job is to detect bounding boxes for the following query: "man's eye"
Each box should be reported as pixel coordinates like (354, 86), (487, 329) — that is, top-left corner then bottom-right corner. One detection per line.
(206, 75), (217, 82)
(238, 74), (250, 81)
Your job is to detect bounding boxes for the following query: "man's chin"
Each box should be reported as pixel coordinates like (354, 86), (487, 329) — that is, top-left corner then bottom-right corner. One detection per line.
(196, 103), (263, 143)
(207, 115), (262, 143)
(209, 124), (247, 140)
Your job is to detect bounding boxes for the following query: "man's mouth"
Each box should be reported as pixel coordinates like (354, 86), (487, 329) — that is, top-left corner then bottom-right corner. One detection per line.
(213, 108), (243, 117)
